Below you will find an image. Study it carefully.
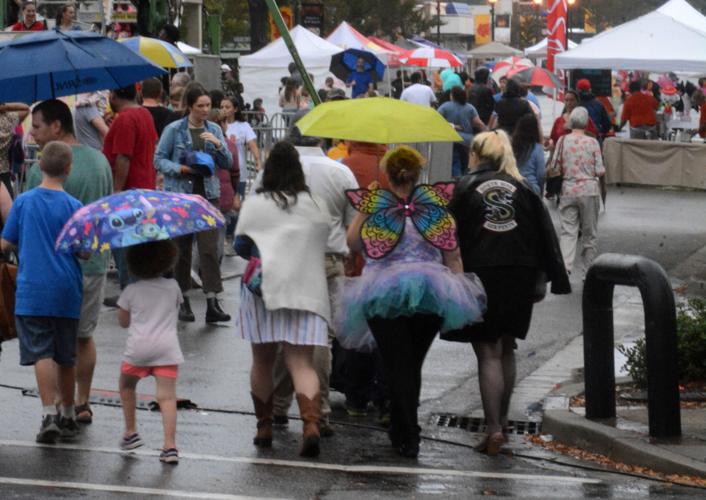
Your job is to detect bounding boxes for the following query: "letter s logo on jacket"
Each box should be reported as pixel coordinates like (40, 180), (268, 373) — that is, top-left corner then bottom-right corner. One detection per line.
(476, 180), (518, 232)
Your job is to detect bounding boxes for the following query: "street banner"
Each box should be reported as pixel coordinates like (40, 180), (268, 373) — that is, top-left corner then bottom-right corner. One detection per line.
(269, 6), (293, 40)
(301, 3), (324, 36)
(475, 14), (491, 45)
(546, 0), (567, 73)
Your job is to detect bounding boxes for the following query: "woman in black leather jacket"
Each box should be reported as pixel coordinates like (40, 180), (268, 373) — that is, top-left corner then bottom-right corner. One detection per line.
(445, 130), (570, 455)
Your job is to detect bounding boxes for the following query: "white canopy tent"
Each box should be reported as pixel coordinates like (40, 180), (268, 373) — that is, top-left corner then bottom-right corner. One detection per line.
(239, 25), (343, 115)
(556, 0), (706, 73)
(468, 41), (522, 60)
(326, 21), (393, 65)
(524, 37), (577, 58)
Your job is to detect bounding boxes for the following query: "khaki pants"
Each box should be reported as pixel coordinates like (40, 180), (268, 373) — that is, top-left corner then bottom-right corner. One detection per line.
(175, 228), (223, 294)
(272, 254), (345, 419)
(559, 195), (600, 275)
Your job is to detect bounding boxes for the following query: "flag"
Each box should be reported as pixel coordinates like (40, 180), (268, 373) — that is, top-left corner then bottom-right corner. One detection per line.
(546, 0), (567, 73)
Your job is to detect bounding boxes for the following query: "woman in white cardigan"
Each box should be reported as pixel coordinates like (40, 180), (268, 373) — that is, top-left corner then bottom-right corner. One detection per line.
(234, 142), (331, 458)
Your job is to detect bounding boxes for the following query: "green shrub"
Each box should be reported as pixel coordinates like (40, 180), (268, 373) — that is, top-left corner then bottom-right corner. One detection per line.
(617, 297), (706, 388)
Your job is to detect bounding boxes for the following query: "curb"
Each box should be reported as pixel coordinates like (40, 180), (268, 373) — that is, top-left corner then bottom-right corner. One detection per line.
(542, 378), (706, 479)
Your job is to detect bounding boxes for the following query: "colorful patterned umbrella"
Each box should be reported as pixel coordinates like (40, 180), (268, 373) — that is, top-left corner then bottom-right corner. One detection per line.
(399, 47), (462, 68)
(55, 189), (224, 253)
(506, 66), (562, 89)
(119, 36), (192, 69)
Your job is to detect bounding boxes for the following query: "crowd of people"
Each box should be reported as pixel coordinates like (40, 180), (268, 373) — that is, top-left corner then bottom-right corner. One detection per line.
(1, 31), (705, 468)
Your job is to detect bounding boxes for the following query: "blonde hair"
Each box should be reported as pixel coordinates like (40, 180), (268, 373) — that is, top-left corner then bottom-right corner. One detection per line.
(381, 146), (426, 186)
(40, 141), (72, 178)
(471, 130), (523, 181)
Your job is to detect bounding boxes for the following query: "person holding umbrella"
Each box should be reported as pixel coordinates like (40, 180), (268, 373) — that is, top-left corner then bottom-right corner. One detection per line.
(155, 83), (232, 324)
(346, 57), (375, 99)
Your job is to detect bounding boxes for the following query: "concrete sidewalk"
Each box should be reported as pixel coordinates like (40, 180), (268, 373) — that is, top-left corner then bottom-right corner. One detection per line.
(538, 280), (706, 478)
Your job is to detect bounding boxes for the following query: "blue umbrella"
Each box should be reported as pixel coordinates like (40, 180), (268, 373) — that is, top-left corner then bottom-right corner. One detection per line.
(330, 48), (386, 82)
(0, 29), (166, 104)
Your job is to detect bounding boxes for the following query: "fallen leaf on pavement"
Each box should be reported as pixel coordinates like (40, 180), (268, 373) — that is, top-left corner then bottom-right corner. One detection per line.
(526, 435), (706, 488)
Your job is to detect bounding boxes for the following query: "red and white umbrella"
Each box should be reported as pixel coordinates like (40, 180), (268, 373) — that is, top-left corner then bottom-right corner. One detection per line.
(506, 66), (562, 89)
(492, 56), (534, 81)
(399, 47), (463, 68)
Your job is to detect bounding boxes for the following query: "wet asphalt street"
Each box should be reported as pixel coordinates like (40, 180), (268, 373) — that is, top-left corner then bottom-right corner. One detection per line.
(1, 186), (706, 499)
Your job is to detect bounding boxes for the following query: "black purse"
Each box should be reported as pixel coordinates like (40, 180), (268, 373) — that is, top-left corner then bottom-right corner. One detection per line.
(545, 135), (565, 198)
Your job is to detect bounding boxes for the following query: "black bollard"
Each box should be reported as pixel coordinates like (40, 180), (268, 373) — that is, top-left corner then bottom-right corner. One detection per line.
(582, 253), (680, 439)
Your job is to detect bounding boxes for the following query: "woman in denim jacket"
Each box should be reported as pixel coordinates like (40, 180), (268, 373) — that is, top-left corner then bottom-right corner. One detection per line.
(155, 83), (233, 324)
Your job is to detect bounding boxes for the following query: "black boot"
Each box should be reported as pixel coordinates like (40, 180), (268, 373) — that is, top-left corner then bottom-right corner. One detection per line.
(206, 298), (231, 323)
(179, 297), (195, 322)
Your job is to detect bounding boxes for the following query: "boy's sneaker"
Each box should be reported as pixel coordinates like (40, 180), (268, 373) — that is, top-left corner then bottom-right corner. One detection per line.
(159, 448), (179, 464)
(36, 415), (61, 444)
(59, 417), (80, 439)
(120, 433), (144, 450)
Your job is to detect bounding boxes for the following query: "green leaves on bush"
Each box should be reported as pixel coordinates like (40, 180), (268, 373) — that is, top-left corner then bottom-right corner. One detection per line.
(617, 297), (706, 388)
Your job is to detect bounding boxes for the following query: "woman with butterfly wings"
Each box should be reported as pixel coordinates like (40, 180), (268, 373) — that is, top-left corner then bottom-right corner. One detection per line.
(339, 146), (487, 459)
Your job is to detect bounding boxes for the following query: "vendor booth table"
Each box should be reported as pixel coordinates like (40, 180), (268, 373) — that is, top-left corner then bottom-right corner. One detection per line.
(603, 138), (706, 190)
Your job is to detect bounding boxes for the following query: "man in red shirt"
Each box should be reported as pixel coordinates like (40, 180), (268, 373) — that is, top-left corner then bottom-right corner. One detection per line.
(621, 80), (659, 140)
(102, 84), (158, 297)
(103, 84), (158, 192)
(10, 2), (46, 31)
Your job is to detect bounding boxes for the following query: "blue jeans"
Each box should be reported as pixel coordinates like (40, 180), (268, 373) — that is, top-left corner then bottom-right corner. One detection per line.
(452, 143), (469, 178)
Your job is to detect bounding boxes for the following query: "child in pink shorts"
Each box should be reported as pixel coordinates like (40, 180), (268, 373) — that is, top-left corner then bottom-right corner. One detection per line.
(117, 240), (184, 464)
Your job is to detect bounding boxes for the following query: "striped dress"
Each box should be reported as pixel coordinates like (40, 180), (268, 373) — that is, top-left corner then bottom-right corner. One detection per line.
(236, 285), (329, 346)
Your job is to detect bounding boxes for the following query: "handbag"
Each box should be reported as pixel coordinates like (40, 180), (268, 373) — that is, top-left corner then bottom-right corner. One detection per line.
(0, 260), (18, 341)
(545, 135), (565, 198)
(242, 256), (263, 297)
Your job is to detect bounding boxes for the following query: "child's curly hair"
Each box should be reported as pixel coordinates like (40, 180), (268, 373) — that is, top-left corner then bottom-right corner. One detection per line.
(381, 146), (426, 186)
(126, 240), (178, 280)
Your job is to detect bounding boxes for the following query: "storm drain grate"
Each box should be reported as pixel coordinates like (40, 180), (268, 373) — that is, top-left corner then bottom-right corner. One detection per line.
(430, 413), (542, 435)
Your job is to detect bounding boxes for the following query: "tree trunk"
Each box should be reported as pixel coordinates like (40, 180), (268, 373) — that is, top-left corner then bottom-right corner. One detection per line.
(248, 0), (270, 52)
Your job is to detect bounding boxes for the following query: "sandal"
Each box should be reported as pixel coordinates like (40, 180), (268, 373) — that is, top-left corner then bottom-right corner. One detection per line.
(475, 432), (505, 456)
(75, 404), (93, 424)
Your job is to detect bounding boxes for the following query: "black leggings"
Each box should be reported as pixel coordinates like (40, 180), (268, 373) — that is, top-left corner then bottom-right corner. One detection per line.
(367, 314), (442, 445)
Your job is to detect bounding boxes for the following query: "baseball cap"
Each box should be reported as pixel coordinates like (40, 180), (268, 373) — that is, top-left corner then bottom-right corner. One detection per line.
(221, 63), (232, 72)
(576, 79), (591, 91)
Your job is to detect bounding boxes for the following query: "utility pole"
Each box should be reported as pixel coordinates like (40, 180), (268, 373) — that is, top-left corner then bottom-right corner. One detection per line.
(263, 0), (321, 106)
(436, 0), (441, 45)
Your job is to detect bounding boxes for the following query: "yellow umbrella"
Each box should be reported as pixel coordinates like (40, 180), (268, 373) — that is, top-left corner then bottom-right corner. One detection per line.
(119, 36), (192, 69)
(295, 97), (462, 144)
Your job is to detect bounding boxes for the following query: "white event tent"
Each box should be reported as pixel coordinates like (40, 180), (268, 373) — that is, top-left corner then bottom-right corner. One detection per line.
(556, 0), (706, 73)
(524, 37), (577, 58)
(239, 25), (343, 116)
(327, 21), (394, 65)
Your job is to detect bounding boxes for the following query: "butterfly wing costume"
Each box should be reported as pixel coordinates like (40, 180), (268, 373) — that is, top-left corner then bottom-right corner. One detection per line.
(337, 183), (486, 352)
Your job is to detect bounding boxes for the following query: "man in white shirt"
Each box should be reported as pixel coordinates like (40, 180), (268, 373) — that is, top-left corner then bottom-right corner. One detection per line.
(400, 72), (437, 107)
(257, 126), (359, 436)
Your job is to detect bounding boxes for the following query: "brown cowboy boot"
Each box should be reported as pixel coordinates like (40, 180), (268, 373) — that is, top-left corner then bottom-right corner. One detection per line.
(296, 393), (321, 458)
(251, 393), (273, 447)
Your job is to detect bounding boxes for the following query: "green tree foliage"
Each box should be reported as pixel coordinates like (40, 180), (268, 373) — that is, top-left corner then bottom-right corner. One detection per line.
(581, 0), (706, 31)
(322, 0), (435, 38)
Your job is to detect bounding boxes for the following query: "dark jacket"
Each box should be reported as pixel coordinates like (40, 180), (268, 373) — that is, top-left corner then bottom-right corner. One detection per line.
(468, 84), (495, 125)
(579, 92), (612, 136)
(450, 164), (571, 295)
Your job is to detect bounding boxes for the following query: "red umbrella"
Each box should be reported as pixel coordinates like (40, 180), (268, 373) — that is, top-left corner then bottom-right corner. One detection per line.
(506, 66), (562, 89)
(491, 56), (534, 80)
(399, 47), (463, 68)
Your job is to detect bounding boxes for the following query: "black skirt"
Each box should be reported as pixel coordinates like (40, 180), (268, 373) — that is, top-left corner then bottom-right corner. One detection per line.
(440, 266), (536, 344)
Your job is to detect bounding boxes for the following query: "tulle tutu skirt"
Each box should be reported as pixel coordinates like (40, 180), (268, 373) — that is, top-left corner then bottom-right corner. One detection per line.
(336, 261), (487, 351)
